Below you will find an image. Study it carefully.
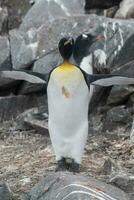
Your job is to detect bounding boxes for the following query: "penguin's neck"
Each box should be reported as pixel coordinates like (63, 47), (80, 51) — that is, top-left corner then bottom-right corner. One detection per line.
(59, 60), (75, 71)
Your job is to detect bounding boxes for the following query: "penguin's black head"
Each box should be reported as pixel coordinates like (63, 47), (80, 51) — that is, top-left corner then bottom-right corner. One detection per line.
(58, 37), (74, 60)
(73, 33), (104, 64)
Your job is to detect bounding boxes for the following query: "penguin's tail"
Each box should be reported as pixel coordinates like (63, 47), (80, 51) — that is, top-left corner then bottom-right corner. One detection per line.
(88, 74), (134, 87)
(0, 69), (47, 84)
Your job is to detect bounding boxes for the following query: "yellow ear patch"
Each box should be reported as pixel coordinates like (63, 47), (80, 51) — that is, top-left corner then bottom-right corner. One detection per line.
(62, 86), (70, 98)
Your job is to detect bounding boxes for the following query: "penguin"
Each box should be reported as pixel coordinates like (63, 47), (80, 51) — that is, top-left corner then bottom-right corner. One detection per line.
(1, 36), (134, 173)
(47, 37), (90, 172)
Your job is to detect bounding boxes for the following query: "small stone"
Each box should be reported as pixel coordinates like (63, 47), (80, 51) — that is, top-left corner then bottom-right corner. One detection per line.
(20, 177), (31, 186)
(97, 157), (112, 175)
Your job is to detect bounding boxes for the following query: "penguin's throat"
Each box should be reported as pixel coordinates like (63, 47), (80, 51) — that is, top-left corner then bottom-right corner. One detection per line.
(59, 61), (76, 71)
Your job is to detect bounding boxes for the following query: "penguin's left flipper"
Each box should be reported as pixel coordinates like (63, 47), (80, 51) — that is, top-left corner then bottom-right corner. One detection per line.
(0, 70), (48, 84)
(86, 74), (134, 87)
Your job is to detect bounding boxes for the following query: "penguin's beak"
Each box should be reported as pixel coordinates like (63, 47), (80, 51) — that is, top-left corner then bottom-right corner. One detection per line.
(64, 38), (73, 46)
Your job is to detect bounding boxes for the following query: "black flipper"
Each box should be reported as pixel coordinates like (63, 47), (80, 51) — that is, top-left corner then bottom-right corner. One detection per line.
(84, 73), (134, 87)
(0, 69), (48, 84)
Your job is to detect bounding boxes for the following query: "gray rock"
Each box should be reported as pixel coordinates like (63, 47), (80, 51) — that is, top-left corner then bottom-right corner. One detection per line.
(103, 105), (132, 132)
(0, 35), (16, 87)
(110, 173), (134, 193)
(16, 107), (48, 135)
(11, 15), (134, 72)
(4, 0), (31, 30)
(0, 35), (10, 69)
(107, 85), (134, 105)
(106, 105), (131, 123)
(0, 95), (38, 121)
(0, 6), (8, 34)
(22, 172), (129, 200)
(10, 28), (38, 69)
(20, 0), (85, 31)
(33, 49), (62, 74)
(18, 82), (45, 95)
(0, 183), (11, 200)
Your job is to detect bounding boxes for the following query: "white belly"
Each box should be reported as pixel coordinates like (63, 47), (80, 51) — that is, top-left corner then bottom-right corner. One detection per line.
(47, 66), (90, 163)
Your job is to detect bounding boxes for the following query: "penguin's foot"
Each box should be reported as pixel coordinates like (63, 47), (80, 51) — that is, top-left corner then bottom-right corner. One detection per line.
(55, 157), (67, 172)
(66, 158), (80, 173)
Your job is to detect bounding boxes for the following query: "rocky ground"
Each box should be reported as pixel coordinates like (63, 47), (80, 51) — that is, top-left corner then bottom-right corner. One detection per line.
(0, 121), (133, 200)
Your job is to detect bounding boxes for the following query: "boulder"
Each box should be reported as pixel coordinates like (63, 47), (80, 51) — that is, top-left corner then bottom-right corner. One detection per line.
(9, 15), (134, 98)
(107, 85), (134, 105)
(0, 35), (17, 87)
(115, 0), (134, 19)
(3, 0), (31, 30)
(10, 15), (134, 72)
(19, 0), (85, 32)
(0, 35), (10, 70)
(85, 0), (121, 10)
(110, 173), (134, 194)
(0, 6), (8, 34)
(22, 172), (129, 200)
(9, 28), (38, 69)
(0, 95), (38, 121)
(103, 105), (132, 132)
(16, 107), (48, 135)
(0, 183), (11, 200)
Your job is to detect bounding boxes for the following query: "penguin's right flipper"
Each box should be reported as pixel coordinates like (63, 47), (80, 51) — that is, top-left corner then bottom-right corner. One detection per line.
(86, 74), (134, 87)
(0, 70), (48, 84)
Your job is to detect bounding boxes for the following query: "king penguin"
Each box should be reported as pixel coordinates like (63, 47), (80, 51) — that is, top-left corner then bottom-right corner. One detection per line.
(47, 37), (90, 172)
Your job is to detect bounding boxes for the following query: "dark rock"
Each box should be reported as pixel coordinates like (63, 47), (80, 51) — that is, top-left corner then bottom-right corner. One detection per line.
(111, 35), (134, 72)
(0, 182), (11, 200)
(105, 106), (131, 123)
(110, 173), (134, 193)
(103, 105), (132, 132)
(85, 0), (121, 10)
(0, 6), (8, 34)
(107, 85), (134, 105)
(16, 107), (48, 135)
(20, 0), (84, 31)
(0, 95), (38, 121)
(22, 172), (129, 200)
(128, 93), (134, 105)
(3, 0), (31, 30)
(0, 35), (11, 70)
(0, 35), (17, 87)
(18, 82), (46, 95)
